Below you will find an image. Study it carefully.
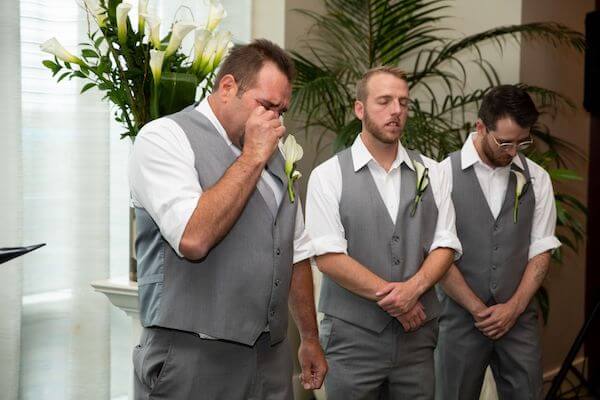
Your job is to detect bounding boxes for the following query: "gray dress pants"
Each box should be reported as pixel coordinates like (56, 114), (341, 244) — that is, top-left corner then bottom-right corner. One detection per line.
(321, 315), (438, 400)
(133, 327), (293, 400)
(435, 297), (542, 400)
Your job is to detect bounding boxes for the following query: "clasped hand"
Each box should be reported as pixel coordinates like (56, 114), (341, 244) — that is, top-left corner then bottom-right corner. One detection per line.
(376, 281), (426, 332)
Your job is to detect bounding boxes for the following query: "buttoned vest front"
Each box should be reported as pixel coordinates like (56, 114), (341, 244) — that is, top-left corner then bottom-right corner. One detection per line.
(319, 148), (440, 332)
(449, 151), (535, 303)
(135, 106), (297, 346)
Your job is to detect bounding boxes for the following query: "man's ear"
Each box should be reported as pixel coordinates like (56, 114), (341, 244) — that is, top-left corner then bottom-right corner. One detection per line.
(216, 74), (239, 103)
(475, 119), (486, 135)
(354, 100), (365, 120)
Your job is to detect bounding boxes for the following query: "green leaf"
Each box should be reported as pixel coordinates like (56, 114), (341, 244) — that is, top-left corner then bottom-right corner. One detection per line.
(94, 36), (105, 48)
(57, 71), (71, 83)
(82, 49), (99, 59)
(80, 82), (96, 94)
(548, 168), (583, 181)
(158, 72), (199, 117)
(42, 60), (59, 72)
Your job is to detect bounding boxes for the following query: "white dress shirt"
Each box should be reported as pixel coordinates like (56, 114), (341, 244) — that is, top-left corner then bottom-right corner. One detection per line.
(306, 134), (462, 259)
(129, 98), (314, 263)
(439, 132), (561, 259)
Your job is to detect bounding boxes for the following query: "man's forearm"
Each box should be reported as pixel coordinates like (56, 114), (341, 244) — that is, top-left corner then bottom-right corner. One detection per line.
(408, 247), (455, 298)
(179, 154), (264, 259)
(288, 259), (319, 340)
(509, 251), (551, 313)
(315, 253), (387, 301)
(440, 264), (486, 315)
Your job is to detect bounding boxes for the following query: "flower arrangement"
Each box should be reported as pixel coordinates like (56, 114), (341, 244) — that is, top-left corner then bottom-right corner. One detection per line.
(40, 0), (232, 140)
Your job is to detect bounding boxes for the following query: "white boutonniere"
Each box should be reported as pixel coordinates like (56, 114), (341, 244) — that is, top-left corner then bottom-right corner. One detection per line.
(282, 134), (304, 203)
(512, 170), (530, 223)
(410, 160), (429, 217)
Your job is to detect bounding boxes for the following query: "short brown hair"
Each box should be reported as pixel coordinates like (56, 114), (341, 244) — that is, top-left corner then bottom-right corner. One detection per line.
(214, 39), (295, 93)
(356, 66), (408, 102)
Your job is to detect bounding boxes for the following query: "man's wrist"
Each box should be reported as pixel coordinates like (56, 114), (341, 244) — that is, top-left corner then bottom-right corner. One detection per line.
(238, 151), (266, 170)
(508, 295), (528, 315)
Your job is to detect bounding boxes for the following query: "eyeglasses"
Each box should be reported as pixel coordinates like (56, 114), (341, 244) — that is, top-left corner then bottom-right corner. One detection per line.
(489, 133), (534, 151)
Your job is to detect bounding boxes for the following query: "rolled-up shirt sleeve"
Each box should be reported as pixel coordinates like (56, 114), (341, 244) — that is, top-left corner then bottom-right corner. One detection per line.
(305, 159), (348, 256)
(528, 165), (561, 259)
(424, 158), (463, 259)
(128, 118), (201, 257)
(293, 200), (316, 264)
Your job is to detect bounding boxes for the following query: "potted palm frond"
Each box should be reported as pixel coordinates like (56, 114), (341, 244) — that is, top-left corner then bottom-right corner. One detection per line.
(290, 0), (587, 323)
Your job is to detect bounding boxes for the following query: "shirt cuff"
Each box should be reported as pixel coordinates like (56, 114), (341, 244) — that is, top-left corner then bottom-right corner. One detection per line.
(293, 238), (316, 264)
(311, 235), (348, 256)
(528, 236), (561, 260)
(429, 230), (463, 260)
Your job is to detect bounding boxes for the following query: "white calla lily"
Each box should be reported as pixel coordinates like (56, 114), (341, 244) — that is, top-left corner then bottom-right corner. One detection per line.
(513, 170), (527, 198)
(149, 49), (165, 86)
(138, 0), (148, 33)
(141, 12), (161, 49)
(116, 2), (132, 45)
(164, 22), (196, 58)
(211, 30), (233, 69)
(192, 29), (211, 72)
(40, 37), (84, 65)
(205, 1), (227, 32)
(83, 0), (107, 28)
(511, 169), (529, 223)
(195, 34), (218, 75)
(283, 134), (304, 174)
(410, 160), (430, 216)
(282, 134), (304, 203)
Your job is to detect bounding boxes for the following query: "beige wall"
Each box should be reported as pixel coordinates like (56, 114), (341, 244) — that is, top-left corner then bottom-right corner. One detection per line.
(520, 0), (593, 373)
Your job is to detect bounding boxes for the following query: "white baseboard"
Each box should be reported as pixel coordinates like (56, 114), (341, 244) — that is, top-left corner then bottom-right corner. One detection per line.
(543, 356), (587, 380)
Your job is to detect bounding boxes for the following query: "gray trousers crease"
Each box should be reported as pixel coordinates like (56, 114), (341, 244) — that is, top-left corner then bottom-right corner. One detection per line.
(321, 315), (438, 400)
(435, 297), (542, 400)
(133, 327), (293, 400)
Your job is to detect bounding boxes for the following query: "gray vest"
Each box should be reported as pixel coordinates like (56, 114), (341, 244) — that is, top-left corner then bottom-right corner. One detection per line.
(449, 151), (535, 303)
(135, 106), (297, 346)
(319, 148), (440, 333)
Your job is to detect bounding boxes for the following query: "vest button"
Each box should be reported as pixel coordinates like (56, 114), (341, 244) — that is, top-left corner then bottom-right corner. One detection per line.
(274, 279), (280, 287)
(276, 248), (281, 256)
(494, 246), (499, 251)
(491, 265), (497, 270)
(392, 235), (399, 242)
(491, 283), (497, 289)
(270, 310), (275, 317)
(494, 224), (499, 231)
(393, 258), (400, 265)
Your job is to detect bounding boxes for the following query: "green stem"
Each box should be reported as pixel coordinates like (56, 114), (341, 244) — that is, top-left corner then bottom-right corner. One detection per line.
(288, 180), (295, 203)
(103, 32), (141, 127)
(513, 196), (519, 223)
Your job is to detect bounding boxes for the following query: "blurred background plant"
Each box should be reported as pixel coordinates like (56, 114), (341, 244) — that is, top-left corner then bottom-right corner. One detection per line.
(41, 0), (232, 140)
(289, 0), (587, 323)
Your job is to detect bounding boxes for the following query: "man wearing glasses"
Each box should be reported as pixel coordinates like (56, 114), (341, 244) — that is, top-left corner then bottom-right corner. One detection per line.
(435, 85), (560, 399)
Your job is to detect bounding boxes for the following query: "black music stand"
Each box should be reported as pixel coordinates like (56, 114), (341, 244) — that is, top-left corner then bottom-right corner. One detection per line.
(545, 299), (600, 399)
(0, 244), (46, 264)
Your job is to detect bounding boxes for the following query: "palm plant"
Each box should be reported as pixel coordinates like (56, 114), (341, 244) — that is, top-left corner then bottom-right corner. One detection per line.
(290, 0), (587, 323)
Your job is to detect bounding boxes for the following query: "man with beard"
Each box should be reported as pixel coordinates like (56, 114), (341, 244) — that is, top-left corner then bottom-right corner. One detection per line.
(129, 40), (326, 399)
(305, 66), (461, 399)
(435, 85), (560, 399)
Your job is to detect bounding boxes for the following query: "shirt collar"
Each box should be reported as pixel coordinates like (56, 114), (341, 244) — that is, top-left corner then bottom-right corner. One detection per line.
(461, 132), (523, 171)
(350, 133), (415, 172)
(195, 97), (234, 148)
